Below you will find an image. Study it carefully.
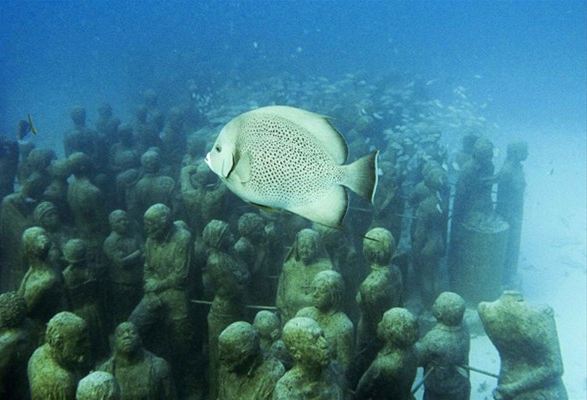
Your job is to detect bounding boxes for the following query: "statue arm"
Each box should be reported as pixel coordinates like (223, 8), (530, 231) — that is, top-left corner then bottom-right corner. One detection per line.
(354, 362), (381, 399)
(337, 322), (355, 372)
(157, 232), (192, 292)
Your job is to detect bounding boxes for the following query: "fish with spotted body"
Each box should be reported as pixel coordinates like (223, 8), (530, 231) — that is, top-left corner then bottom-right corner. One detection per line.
(205, 106), (378, 226)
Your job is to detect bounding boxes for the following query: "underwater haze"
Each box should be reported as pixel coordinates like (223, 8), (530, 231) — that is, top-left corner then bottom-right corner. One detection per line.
(1, 1), (586, 399)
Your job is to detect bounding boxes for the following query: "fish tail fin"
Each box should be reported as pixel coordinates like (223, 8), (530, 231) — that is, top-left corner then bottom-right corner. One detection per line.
(342, 150), (379, 203)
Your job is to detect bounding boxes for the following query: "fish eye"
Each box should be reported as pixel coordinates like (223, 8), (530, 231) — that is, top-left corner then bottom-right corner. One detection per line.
(215, 145), (222, 152)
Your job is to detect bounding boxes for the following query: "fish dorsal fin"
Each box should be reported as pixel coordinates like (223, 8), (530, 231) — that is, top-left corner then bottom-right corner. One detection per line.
(253, 105), (348, 164)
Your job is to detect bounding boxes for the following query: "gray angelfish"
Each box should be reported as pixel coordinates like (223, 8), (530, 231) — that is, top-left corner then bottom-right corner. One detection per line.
(205, 105), (378, 226)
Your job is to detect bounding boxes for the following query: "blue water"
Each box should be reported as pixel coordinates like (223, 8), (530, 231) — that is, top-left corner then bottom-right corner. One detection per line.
(1, 1), (586, 397)
(1, 0), (585, 140)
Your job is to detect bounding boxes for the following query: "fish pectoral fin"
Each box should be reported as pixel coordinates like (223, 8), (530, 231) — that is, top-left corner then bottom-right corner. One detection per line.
(231, 152), (251, 184)
(288, 185), (348, 227)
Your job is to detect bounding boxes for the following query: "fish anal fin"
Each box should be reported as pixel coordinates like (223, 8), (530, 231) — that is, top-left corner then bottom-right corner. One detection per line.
(288, 185), (348, 227)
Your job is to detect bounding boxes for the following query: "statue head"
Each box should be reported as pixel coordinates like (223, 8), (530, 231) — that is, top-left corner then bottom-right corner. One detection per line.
(63, 239), (88, 266)
(70, 106), (87, 127)
(22, 226), (51, 261)
(311, 270), (344, 312)
(377, 308), (418, 349)
(33, 201), (60, 231)
(253, 310), (281, 342)
(0, 291), (27, 329)
(140, 150), (161, 173)
(363, 227), (395, 265)
(424, 167), (447, 192)
(135, 106), (148, 123)
(109, 210), (129, 235)
(117, 123), (134, 143)
(26, 148), (56, 172)
(294, 228), (321, 265)
(68, 152), (93, 177)
(202, 219), (233, 251)
(45, 311), (90, 370)
(97, 103), (113, 119)
(432, 292), (466, 327)
(77, 371), (120, 400)
(472, 137), (494, 163)
(461, 133), (480, 154)
(237, 213), (265, 243)
(506, 141), (528, 162)
(283, 317), (330, 368)
(48, 158), (71, 180)
(143, 89), (158, 108)
(113, 322), (142, 357)
(218, 321), (260, 373)
(144, 203), (172, 241)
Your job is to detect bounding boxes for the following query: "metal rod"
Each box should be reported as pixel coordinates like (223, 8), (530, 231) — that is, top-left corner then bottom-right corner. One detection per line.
(411, 366), (435, 394)
(190, 299), (277, 311)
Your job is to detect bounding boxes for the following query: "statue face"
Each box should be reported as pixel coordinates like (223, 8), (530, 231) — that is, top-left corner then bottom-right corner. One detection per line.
(114, 323), (141, 355)
(35, 231), (52, 258)
(57, 325), (90, 369)
(299, 325), (330, 367)
(297, 235), (317, 264)
(41, 210), (60, 231)
(311, 277), (333, 311)
(144, 215), (168, 241)
(111, 213), (129, 235)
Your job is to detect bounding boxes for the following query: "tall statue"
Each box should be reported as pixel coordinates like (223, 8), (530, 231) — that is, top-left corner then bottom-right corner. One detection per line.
(496, 141), (528, 286)
(18, 227), (65, 344)
(129, 203), (195, 398)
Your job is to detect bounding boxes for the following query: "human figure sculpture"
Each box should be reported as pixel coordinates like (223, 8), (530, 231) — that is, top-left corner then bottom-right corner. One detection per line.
(451, 137), (495, 227)
(451, 133), (479, 174)
(129, 203), (194, 398)
(478, 291), (568, 400)
(415, 292), (470, 400)
(234, 212), (281, 303)
(496, 141), (528, 286)
(202, 219), (250, 400)
(142, 89), (165, 134)
(0, 169), (48, 290)
(217, 321), (285, 400)
(108, 124), (140, 185)
(33, 201), (71, 270)
(95, 103), (121, 146)
(103, 210), (144, 326)
(132, 150), (176, 219)
(42, 158), (72, 221)
(160, 106), (186, 167)
(16, 148), (54, 193)
(62, 238), (108, 362)
(66, 152), (108, 260)
(352, 227), (403, 386)
(276, 228), (334, 323)
(0, 291), (35, 400)
(27, 311), (90, 400)
(0, 134), (19, 200)
(133, 106), (161, 153)
(355, 308), (419, 400)
(180, 161), (228, 236)
(411, 167), (448, 307)
(98, 322), (176, 400)
(273, 317), (343, 400)
(253, 310), (292, 370)
(64, 106), (97, 160)
(76, 371), (121, 400)
(18, 226), (65, 344)
(296, 270), (354, 378)
(181, 133), (207, 167)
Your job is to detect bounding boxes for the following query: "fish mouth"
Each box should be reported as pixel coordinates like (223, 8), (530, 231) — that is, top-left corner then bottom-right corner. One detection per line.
(204, 152), (211, 168)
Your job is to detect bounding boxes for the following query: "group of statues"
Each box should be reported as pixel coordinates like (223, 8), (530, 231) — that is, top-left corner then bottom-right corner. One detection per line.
(0, 88), (567, 400)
